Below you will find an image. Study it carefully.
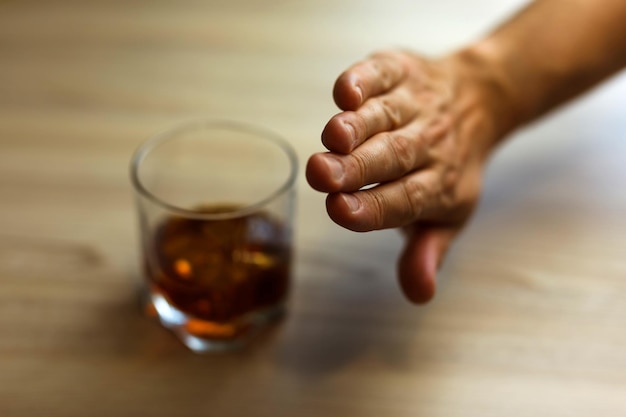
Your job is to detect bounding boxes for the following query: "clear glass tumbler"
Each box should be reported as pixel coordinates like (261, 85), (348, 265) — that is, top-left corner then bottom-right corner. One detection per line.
(130, 120), (297, 352)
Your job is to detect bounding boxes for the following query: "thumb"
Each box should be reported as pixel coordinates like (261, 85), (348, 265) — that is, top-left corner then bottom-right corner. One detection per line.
(397, 225), (457, 304)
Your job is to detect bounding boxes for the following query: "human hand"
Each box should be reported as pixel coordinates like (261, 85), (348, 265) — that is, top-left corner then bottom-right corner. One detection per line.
(306, 50), (506, 303)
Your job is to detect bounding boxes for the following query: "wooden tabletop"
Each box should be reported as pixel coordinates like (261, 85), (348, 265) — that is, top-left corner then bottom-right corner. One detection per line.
(2, 0), (626, 415)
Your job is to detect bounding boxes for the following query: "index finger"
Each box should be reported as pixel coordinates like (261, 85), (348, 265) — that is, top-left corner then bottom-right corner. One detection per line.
(333, 51), (407, 111)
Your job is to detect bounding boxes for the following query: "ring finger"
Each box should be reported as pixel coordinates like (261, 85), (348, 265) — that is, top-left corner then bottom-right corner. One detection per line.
(325, 168), (447, 232)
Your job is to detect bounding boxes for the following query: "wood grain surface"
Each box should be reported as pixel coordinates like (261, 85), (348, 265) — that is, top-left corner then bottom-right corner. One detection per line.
(2, 0), (626, 416)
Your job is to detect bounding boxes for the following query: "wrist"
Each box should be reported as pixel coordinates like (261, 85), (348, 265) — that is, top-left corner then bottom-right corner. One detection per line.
(445, 45), (522, 151)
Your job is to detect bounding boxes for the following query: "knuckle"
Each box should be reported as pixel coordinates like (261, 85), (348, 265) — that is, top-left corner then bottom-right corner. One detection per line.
(442, 165), (460, 194)
(385, 132), (416, 174)
(402, 178), (425, 220)
(378, 97), (402, 129)
(367, 190), (387, 230)
(379, 68), (394, 90)
(350, 112), (369, 143)
(369, 59), (393, 88)
(440, 190), (456, 212)
(348, 151), (370, 186)
(439, 168), (464, 214)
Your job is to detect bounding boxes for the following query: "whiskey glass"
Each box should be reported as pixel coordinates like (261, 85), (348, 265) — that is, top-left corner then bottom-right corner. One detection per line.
(130, 120), (297, 352)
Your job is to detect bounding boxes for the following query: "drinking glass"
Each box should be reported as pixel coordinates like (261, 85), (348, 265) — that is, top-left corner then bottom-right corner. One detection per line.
(130, 120), (297, 352)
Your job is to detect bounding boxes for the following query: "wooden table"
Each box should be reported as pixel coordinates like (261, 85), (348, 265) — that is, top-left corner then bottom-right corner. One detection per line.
(2, 1), (626, 415)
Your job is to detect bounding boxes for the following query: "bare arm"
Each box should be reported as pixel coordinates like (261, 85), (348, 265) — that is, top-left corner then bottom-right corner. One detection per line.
(464, 0), (626, 135)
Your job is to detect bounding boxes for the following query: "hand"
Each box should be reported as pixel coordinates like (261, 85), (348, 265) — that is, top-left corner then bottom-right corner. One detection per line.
(306, 50), (504, 303)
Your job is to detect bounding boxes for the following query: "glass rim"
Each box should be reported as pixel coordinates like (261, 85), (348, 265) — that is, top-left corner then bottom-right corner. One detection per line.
(130, 119), (298, 220)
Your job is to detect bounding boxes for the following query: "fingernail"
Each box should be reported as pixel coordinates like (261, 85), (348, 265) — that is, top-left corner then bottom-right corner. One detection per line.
(354, 84), (363, 105)
(342, 121), (356, 147)
(325, 156), (344, 182)
(342, 194), (361, 213)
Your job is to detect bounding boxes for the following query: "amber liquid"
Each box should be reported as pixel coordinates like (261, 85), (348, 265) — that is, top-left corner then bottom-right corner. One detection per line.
(145, 205), (290, 339)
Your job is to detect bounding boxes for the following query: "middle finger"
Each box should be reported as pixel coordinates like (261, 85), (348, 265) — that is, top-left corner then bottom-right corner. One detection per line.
(308, 117), (450, 193)
(322, 85), (420, 154)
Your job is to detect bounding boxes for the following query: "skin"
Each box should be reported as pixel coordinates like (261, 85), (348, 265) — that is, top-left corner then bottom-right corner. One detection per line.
(306, 0), (626, 303)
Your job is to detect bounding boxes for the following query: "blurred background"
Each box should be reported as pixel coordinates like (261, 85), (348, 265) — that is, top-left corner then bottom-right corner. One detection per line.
(2, 0), (626, 416)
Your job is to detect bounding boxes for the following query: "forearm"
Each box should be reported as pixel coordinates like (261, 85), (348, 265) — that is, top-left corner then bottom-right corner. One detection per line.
(457, 0), (626, 137)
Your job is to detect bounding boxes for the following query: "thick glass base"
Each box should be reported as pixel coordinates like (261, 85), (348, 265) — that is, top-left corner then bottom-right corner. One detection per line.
(142, 286), (285, 353)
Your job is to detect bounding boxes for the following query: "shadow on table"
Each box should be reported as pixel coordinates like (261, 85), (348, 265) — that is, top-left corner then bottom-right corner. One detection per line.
(271, 238), (435, 378)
